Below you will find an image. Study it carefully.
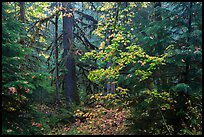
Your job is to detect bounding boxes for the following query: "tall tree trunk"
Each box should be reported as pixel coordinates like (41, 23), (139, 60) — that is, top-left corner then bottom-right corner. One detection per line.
(55, 3), (60, 102)
(19, 2), (25, 23)
(154, 2), (162, 55)
(19, 2), (25, 46)
(14, 2), (17, 19)
(106, 3), (120, 94)
(153, 2), (162, 91)
(62, 2), (79, 103)
(184, 2), (193, 84)
(187, 2), (192, 45)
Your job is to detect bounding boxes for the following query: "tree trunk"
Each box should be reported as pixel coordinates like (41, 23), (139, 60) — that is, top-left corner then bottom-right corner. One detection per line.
(19, 2), (25, 23)
(106, 3), (120, 94)
(14, 2), (17, 19)
(153, 2), (162, 91)
(62, 2), (79, 103)
(55, 3), (60, 102)
(19, 2), (25, 46)
(154, 2), (162, 55)
(187, 2), (192, 45)
(184, 2), (193, 84)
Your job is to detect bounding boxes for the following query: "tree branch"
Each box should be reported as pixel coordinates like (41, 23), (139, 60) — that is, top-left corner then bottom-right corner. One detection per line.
(75, 10), (98, 25)
(46, 33), (63, 52)
(27, 9), (62, 33)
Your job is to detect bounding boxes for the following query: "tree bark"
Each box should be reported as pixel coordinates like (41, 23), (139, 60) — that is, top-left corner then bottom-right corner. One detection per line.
(106, 3), (121, 94)
(14, 2), (17, 19)
(187, 2), (192, 45)
(55, 3), (60, 102)
(184, 2), (193, 84)
(62, 2), (79, 103)
(153, 2), (162, 91)
(154, 2), (163, 55)
(19, 2), (25, 23)
(19, 2), (25, 46)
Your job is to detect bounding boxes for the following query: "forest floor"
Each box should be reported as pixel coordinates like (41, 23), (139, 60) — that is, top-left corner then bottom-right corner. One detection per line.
(36, 102), (131, 135)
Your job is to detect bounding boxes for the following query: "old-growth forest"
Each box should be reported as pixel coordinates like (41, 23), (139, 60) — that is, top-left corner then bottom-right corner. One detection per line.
(2, 2), (202, 135)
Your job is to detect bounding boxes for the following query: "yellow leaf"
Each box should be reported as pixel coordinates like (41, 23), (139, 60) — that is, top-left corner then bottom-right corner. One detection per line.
(39, 36), (45, 43)
(161, 107), (166, 110)
(99, 41), (105, 50)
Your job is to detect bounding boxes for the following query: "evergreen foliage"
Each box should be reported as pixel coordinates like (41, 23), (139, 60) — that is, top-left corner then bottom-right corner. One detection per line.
(2, 2), (202, 135)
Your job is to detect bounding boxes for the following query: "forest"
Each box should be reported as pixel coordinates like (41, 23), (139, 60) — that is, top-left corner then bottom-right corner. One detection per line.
(2, 2), (202, 135)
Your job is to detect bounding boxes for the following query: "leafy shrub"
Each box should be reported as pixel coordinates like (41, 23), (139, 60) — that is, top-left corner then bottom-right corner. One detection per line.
(127, 87), (202, 135)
